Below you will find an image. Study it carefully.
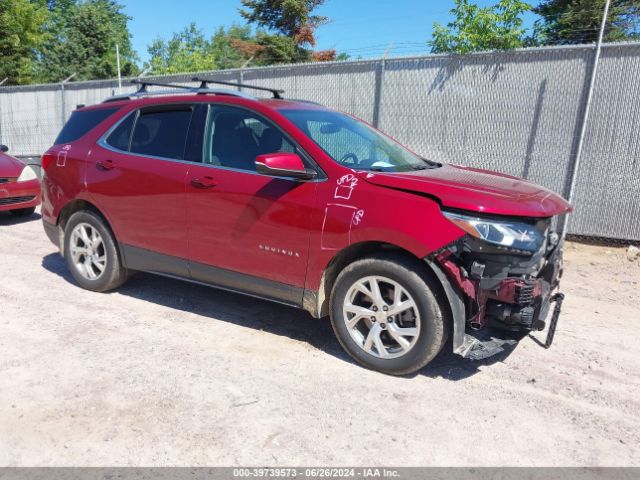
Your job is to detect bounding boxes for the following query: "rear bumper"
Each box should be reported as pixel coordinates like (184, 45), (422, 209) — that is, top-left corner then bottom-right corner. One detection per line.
(43, 219), (60, 249)
(0, 178), (41, 212)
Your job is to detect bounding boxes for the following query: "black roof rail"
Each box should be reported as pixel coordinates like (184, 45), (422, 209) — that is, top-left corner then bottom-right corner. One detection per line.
(289, 99), (323, 106)
(130, 79), (193, 93)
(192, 77), (285, 99)
(102, 79), (257, 103)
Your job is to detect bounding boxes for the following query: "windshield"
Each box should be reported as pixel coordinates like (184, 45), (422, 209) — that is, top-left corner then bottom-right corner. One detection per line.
(280, 109), (435, 172)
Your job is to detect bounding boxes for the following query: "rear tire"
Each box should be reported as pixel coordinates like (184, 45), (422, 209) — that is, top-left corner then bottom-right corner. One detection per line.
(330, 252), (449, 376)
(10, 207), (36, 217)
(63, 210), (128, 292)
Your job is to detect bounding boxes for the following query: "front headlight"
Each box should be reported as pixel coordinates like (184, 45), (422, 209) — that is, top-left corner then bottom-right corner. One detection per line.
(443, 211), (545, 254)
(17, 165), (38, 182)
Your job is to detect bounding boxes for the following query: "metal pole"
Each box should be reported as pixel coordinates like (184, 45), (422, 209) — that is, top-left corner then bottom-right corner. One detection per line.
(138, 67), (152, 79)
(560, 0), (611, 239)
(60, 84), (66, 127)
(383, 42), (394, 59)
(0, 79), (5, 145)
(116, 44), (122, 94)
(241, 56), (254, 69)
(372, 59), (386, 128)
(60, 73), (77, 126)
(0, 90), (3, 146)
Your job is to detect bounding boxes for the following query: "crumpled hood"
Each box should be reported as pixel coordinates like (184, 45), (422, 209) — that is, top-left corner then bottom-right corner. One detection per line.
(359, 164), (572, 218)
(0, 152), (24, 177)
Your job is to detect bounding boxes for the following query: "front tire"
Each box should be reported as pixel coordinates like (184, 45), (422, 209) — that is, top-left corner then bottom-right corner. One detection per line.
(330, 253), (449, 375)
(64, 210), (128, 292)
(10, 207), (36, 217)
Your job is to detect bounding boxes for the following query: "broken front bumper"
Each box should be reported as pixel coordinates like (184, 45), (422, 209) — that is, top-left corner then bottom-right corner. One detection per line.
(428, 225), (566, 359)
(457, 292), (565, 360)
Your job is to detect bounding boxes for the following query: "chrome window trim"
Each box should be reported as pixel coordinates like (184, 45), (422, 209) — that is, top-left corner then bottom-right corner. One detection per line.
(97, 105), (196, 165)
(96, 102), (327, 182)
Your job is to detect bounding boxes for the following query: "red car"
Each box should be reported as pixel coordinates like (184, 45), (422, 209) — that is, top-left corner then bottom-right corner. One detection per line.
(0, 145), (41, 217)
(41, 79), (572, 375)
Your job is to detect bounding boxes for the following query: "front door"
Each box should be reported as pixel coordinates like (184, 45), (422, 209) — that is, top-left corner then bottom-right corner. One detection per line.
(186, 105), (319, 305)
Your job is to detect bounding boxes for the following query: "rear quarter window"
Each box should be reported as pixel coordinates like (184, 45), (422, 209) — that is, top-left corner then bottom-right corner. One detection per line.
(106, 112), (136, 151)
(54, 108), (119, 145)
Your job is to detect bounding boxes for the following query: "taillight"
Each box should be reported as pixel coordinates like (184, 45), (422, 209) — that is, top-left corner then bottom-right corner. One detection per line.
(41, 153), (55, 170)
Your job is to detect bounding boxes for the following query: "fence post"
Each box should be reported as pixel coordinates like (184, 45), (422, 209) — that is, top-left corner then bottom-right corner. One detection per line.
(59, 73), (76, 127)
(0, 91), (3, 146)
(559, 0), (611, 239)
(0, 79), (7, 143)
(372, 59), (386, 128)
(60, 82), (66, 127)
(239, 70), (244, 92)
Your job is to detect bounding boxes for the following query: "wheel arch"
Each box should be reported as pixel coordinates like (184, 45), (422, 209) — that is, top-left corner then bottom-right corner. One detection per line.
(305, 241), (456, 335)
(55, 199), (122, 260)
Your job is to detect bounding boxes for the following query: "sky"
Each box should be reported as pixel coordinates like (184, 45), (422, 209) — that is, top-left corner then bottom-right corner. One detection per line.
(121, 0), (538, 63)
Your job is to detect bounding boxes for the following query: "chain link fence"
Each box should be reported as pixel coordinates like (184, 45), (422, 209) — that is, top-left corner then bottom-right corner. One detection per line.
(1, 43), (639, 241)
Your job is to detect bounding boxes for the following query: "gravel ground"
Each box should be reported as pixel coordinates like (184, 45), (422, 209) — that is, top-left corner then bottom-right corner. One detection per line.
(1, 209), (639, 467)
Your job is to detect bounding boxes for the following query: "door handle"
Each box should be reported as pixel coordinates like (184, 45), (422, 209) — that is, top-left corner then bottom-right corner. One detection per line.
(190, 176), (218, 189)
(96, 159), (115, 170)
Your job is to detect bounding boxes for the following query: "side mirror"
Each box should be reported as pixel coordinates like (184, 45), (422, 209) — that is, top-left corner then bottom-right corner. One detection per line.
(256, 153), (317, 180)
(0, 145), (8, 153)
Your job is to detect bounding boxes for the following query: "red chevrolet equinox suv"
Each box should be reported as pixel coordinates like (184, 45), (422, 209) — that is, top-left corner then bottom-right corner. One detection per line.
(41, 79), (572, 375)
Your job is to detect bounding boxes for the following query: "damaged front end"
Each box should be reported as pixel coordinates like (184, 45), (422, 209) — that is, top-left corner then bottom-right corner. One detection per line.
(429, 211), (566, 360)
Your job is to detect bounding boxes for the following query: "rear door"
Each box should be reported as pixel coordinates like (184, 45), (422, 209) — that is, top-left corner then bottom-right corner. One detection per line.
(88, 104), (205, 276)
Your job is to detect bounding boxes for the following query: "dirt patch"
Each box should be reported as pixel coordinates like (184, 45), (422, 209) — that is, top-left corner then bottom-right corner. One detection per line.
(0, 210), (639, 466)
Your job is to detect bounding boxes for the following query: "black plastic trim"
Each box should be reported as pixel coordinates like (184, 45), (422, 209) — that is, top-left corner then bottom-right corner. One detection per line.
(42, 220), (60, 248)
(123, 244), (190, 278)
(121, 244), (304, 308)
(424, 257), (467, 355)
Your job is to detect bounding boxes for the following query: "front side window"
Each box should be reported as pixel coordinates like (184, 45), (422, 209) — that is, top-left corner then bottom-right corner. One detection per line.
(280, 109), (434, 172)
(205, 106), (296, 172)
(129, 106), (194, 160)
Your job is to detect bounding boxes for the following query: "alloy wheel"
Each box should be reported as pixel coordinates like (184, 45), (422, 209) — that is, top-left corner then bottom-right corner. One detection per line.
(69, 223), (107, 281)
(342, 276), (421, 359)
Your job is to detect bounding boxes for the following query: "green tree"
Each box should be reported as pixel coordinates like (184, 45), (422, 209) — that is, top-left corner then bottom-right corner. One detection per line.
(35, 0), (137, 83)
(0, 0), (48, 84)
(532, 0), (640, 45)
(429, 0), (532, 54)
(239, 0), (329, 63)
(259, 33), (304, 64)
(146, 24), (257, 74)
(239, 0), (327, 46)
(147, 23), (215, 74)
(211, 25), (256, 69)
(146, 0), (339, 73)
(33, 0), (75, 14)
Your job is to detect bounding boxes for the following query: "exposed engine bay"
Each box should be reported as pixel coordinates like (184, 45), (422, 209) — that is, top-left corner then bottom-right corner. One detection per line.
(433, 214), (565, 359)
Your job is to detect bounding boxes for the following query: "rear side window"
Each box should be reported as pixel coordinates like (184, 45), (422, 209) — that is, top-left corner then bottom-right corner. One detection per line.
(130, 107), (193, 160)
(106, 112), (136, 151)
(54, 108), (118, 145)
